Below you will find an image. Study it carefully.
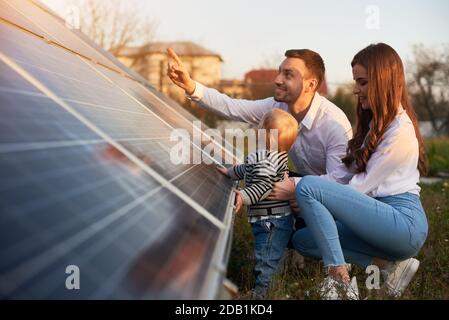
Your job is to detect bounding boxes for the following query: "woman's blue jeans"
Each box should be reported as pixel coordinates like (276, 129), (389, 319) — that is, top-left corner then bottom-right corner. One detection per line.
(292, 176), (428, 268)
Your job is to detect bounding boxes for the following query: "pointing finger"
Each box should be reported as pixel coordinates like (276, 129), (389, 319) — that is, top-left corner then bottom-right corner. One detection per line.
(167, 48), (183, 66)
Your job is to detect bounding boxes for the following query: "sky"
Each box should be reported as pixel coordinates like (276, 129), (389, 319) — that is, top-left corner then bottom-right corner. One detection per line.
(42, 0), (449, 90)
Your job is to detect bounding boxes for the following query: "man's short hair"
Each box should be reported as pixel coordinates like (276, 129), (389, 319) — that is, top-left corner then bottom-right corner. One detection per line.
(285, 49), (325, 87)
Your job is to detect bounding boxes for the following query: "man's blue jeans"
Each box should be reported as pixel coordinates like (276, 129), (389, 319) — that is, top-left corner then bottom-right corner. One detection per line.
(251, 214), (293, 296)
(292, 176), (428, 268)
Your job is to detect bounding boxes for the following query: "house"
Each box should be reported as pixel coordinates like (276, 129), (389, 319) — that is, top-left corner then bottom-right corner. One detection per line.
(244, 69), (278, 99)
(219, 79), (248, 99)
(116, 41), (223, 103)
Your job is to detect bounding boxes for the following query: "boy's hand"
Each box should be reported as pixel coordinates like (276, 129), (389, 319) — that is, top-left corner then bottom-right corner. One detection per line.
(266, 172), (295, 201)
(234, 191), (243, 213)
(215, 166), (229, 177)
(166, 48), (196, 95)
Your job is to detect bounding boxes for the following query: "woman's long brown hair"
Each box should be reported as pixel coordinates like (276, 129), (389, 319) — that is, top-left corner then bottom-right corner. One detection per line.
(342, 43), (427, 175)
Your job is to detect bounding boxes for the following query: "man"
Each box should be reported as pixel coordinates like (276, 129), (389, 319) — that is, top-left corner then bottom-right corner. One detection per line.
(167, 47), (352, 206)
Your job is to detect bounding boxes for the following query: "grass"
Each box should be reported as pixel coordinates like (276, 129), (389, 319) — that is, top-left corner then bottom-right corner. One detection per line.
(227, 180), (449, 300)
(426, 138), (449, 176)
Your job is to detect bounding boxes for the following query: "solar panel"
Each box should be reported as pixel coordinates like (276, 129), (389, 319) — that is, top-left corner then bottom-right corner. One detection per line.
(0, 0), (236, 299)
(5, 0), (121, 71)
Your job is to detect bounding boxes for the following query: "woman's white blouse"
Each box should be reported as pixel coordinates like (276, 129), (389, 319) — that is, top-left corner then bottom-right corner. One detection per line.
(321, 107), (421, 197)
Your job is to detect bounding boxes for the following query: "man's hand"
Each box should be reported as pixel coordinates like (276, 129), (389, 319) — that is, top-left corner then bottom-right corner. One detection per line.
(266, 172), (296, 201)
(216, 166), (229, 177)
(234, 190), (243, 213)
(166, 48), (196, 94)
(289, 199), (300, 215)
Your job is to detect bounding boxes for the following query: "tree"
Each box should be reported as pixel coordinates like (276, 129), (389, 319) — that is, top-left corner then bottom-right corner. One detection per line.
(408, 44), (449, 136)
(68, 0), (158, 55)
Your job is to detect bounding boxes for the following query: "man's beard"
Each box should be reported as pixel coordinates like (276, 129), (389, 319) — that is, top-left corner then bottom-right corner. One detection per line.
(274, 86), (303, 103)
(274, 89), (288, 102)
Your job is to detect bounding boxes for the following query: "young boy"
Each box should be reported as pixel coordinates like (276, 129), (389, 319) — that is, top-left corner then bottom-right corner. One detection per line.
(217, 108), (299, 299)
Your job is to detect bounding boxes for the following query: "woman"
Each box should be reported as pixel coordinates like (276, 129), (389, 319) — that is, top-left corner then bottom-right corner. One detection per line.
(292, 43), (428, 299)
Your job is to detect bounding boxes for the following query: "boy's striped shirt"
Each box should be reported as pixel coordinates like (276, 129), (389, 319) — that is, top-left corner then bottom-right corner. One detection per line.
(227, 150), (291, 220)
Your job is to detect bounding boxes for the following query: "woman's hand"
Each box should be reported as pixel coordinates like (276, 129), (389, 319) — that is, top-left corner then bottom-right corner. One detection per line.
(266, 173), (296, 201)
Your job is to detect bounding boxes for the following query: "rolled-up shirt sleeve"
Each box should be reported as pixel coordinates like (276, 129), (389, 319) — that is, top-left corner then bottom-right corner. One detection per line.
(187, 81), (277, 125)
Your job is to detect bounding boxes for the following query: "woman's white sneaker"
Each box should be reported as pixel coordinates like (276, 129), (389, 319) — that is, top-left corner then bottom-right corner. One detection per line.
(383, 258), (420, 297)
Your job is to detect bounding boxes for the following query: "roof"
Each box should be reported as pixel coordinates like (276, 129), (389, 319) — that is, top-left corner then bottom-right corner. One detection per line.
(117, 41), (223, 61)
(244, 69), (278, 83)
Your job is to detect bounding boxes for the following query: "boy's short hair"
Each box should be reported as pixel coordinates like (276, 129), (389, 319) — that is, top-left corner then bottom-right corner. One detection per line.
(259, 109), (299, 152)
(285, 49), (325, 88)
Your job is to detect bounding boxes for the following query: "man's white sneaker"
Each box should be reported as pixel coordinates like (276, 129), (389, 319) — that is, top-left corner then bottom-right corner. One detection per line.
(319, 276), (359, 300)
(382, 258), (420, 297)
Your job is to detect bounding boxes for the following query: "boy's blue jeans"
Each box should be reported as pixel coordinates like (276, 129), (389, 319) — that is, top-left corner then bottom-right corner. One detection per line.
(251, 214), (293, 296)
(292, 176), (428, 268)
